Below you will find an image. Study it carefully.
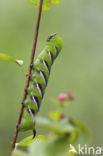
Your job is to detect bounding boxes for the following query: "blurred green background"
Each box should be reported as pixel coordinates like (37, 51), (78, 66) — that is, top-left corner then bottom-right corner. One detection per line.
(0, 0), (103, 155)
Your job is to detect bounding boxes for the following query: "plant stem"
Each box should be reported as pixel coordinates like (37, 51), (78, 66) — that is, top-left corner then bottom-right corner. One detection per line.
(10, 0), (43, 155)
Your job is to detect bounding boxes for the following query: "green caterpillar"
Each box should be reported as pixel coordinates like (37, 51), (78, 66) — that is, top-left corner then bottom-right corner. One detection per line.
(18, 34), (63, 136)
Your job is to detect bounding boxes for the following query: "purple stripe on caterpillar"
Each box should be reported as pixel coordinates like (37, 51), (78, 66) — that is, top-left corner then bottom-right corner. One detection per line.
(40, 71), (47, 86)
(30, 96), (39, 111)
(37, 70), (47, 86)
(54, 47), (58, 57)
(47, 51), (53, 64)
(27, 108), (35, 116)
(33, 82), (43, 98)
(46, 33), (57, 42)
(43, 60), (50, 74)
(49, 51), (53, 64)
(40, 59), (50, 74)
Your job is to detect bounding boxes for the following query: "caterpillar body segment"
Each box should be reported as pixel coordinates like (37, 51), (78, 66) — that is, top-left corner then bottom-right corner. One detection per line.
(18, 34), (63, 132)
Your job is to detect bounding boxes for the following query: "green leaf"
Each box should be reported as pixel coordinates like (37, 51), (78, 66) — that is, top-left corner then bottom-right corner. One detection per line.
(14, 136), (76, 156)
(13, 149), (28, 156)
(13, 118), (89, 156)
(0, 53), (24, 73)
(28, 0), (60, 11)
(72, 119), (91, 145)
(36, 117), (75, 135)
(35, 134), (47, 140)
(16, 135), (47, 147)
(49, 110), (61, 121)
(51, 0), (60, 5)
(29, 136), (76, 156)
(16, 135), (35, 147)
(0, 53), (23, 66)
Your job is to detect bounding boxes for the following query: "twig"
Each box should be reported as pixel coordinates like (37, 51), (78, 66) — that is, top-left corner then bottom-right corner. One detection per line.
(10, 0), (43, 155)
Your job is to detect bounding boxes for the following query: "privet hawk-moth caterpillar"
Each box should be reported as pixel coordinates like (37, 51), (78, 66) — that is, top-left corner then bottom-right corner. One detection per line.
(18, 33), (63, 136)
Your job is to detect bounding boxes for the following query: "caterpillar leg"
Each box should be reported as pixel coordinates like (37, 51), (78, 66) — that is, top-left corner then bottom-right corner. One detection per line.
(30, 63), (34, 68)
(16, 124), (19, 128)
(26, 73), (32, 77)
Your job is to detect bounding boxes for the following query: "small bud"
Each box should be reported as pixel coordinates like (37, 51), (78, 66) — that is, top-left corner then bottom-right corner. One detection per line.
(58, 93), (66, 102)
(67, 91), (74, 100)
(60, 113), (65, 119)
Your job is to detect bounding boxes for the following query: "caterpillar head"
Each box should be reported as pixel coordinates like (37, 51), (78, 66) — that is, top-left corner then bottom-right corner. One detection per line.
(46, 33), (63, 53)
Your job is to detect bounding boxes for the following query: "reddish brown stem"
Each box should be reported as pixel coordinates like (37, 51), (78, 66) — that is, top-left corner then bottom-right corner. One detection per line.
(10, 0), (43, 155)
